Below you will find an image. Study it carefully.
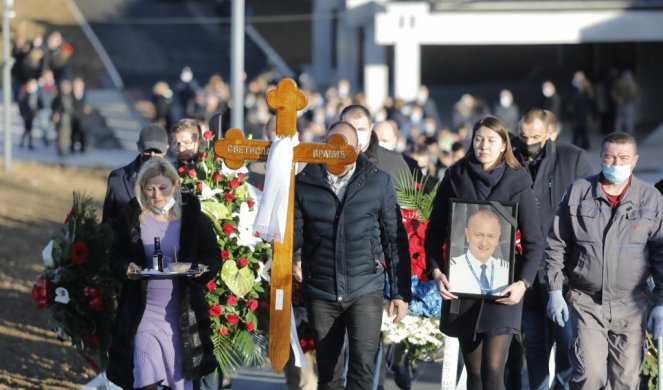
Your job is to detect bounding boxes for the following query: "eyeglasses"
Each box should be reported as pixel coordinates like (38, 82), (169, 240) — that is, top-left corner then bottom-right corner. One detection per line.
(171, 139), (198, 148)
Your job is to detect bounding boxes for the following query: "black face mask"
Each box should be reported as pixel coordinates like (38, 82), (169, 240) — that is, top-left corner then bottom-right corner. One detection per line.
(519, 140), (545, 158)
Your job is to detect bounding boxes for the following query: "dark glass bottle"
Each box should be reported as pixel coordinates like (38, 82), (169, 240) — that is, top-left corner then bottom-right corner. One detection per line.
(153, 237), (163, 272)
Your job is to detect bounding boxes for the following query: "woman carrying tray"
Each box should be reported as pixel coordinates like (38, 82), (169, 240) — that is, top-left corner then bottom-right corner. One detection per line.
(107, 158), (220, 390)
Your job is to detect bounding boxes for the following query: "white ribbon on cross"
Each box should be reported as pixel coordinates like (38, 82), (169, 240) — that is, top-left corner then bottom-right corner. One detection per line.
(253, 135), (299, 243)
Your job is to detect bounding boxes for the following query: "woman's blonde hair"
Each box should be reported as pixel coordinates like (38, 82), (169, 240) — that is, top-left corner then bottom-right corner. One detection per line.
(134, 158), (182, 219)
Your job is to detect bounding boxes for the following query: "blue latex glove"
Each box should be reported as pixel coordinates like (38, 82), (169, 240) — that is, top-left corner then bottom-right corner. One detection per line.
(648, 306), (663, 339)
(547, 290), (569, 327)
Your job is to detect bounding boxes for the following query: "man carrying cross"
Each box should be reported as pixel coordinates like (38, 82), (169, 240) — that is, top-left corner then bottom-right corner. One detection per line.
(293, 121), (409, 390)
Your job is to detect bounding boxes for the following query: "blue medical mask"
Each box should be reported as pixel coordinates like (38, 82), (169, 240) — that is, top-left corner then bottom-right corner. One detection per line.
(149, 197), (176, 215)
(601, 163), (631, 184)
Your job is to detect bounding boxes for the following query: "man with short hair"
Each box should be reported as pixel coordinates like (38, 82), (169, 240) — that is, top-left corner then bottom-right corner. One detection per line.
(294, 121), (409, 390)
(545, 132), (663, 389)
(514, 107), (593, 390)
(102, 124), (168, 224)
(170, 118), (202, 163)
(450, 209), (509, 296)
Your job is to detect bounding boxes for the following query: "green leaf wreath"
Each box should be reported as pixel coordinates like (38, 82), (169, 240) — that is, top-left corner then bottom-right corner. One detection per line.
(33, 192), (117, 372)
(178, 131), (272, 377)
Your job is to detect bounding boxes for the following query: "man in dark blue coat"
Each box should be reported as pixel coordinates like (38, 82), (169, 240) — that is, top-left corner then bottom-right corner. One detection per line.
(514, 108), (593, 390)
(102, 124), (168, 224)
(294, 121), (410, 390)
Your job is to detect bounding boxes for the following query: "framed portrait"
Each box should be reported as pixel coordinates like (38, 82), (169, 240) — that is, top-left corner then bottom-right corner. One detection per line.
(445, 199), (518, 299)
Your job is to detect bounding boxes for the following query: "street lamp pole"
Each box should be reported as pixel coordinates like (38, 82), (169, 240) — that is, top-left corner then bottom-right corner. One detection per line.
(230, 0), (244, 129)
(2, 0), (13, 171)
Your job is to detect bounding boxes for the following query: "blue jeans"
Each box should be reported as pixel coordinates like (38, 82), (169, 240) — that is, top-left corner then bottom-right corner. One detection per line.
(522, 282), (572, 390)
(307, 291), (383, 390)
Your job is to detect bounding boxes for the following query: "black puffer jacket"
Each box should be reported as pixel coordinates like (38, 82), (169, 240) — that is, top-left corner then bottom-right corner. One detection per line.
(107, 193), (220, 389)
(294, 154), (410, 302)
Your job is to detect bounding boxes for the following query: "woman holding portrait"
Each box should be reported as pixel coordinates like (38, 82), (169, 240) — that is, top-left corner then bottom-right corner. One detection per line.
(107, 158), (220, 390)
(424, 116), (544, 390)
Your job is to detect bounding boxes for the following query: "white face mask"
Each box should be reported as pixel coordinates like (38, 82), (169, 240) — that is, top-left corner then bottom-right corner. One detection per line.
(542, 87), (554, 97)
(500, 97), (512, 108)
(410, 113), (422, 123)
(357, 131), (372, 151)
(601, 163), (632, 184)
(149, 197), (176, 215)
(379, 140), (396, 151)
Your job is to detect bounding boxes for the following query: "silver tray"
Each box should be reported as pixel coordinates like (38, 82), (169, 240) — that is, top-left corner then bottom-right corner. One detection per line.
(139, 265), (209, 278)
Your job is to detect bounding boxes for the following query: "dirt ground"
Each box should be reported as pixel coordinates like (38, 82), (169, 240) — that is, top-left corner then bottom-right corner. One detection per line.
(0, 162), (111, 389)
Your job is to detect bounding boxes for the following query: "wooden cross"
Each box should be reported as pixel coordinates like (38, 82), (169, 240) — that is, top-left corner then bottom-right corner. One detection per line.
(213, 78), (358, 372)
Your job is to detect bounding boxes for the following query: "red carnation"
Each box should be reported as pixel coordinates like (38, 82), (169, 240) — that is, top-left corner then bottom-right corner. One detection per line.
(246, 321), (255, 332)
(224, 192), (235, 202)
(247, 299), (258, 311)
(247, 200), (255, 209)
(203, 130), (213, 140)
(237, 173), (246, 181)
(206, 280), (217, 293)
(89, 297), (104, 311)
(178, 166), (186, 175)
(227, 295), (237, 306)
(238, 257), (248, 268)
(71, 242), (89, 265)
(223, 223), (234, 236)
(221, 249), (230, 260)
(32, 274), (52, 310)
(208, 304), (222, 317)
(229, 179), (240, 189)
(200, 151), (208, 160)
(196, 182), (203, 192)
(218, 327), (229, 336)
(188, 168), (197, 178)
(83, 287), (100, 299)
(212, 172), (222, 183)
(226, 314), (239, 325)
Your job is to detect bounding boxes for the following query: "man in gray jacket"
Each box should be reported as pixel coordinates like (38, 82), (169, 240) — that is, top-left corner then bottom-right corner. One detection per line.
(545, 132), (663, 389)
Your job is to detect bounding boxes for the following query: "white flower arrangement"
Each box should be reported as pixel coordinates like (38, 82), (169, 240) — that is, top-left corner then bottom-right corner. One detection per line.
(381, 309), (443, 364)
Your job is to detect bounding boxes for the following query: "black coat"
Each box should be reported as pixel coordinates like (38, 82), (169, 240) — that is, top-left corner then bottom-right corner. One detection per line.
(106, 194), (220, 389)
(424, 158), (544, 339)
(294, 154), (411, 302)
(102, 156), (141, 224)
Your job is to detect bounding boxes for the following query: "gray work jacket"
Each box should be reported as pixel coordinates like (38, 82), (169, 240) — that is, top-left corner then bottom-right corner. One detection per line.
(545, 174), (663, 304)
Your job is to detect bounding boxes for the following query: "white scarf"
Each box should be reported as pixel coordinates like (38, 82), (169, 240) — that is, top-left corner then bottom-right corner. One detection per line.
(253, 135), (299, 242)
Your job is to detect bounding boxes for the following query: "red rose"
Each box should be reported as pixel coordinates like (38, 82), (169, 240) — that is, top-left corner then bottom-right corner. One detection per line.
(206, 280), (216, 293)
(226, 314), (239, 325)
(196, 182), (203, 192)
(200, 151), (208, 160)
(246, 321), (255, 332)
(247, 299), (258, 311)
(224, 192), (235, 202)
(247, 200), (255, 209)
(238, 257), (248, 268)
(203, 130), (213, 140)
(221, 249), (230, 260)
(208, 304), (222, 317)
(223, 223), (234, 236)
(188, 168), (197, 178)
(32, 274), (52, 309)
(237, 173), (246, 181)
(218, 327), (229, 336)
(71, 242), (89, 265)
(83, 287), (100, 299)
(178, 166), (186, 175)
(227, 295), (237, 305)
(212, 172), (222, 183)
(89, 297), (104, 311)
(229, 179), (240, 189)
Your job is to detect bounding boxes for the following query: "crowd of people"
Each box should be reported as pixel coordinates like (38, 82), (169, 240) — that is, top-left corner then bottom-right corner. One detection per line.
(12, 27), (657, 388)
(11, 30), (91, 155)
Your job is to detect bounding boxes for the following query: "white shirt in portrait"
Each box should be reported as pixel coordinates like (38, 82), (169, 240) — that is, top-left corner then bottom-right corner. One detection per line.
(449, 251), (509, 295)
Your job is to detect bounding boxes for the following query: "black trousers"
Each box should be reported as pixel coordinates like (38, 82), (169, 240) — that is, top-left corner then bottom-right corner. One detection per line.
(307, 291), (383, 390)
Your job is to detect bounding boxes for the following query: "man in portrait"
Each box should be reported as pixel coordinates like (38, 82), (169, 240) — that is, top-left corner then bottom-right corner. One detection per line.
(450, 208), (509, 295)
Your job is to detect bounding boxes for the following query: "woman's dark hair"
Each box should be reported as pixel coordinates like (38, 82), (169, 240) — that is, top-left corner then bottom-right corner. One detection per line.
(465, 116), (522, 170)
